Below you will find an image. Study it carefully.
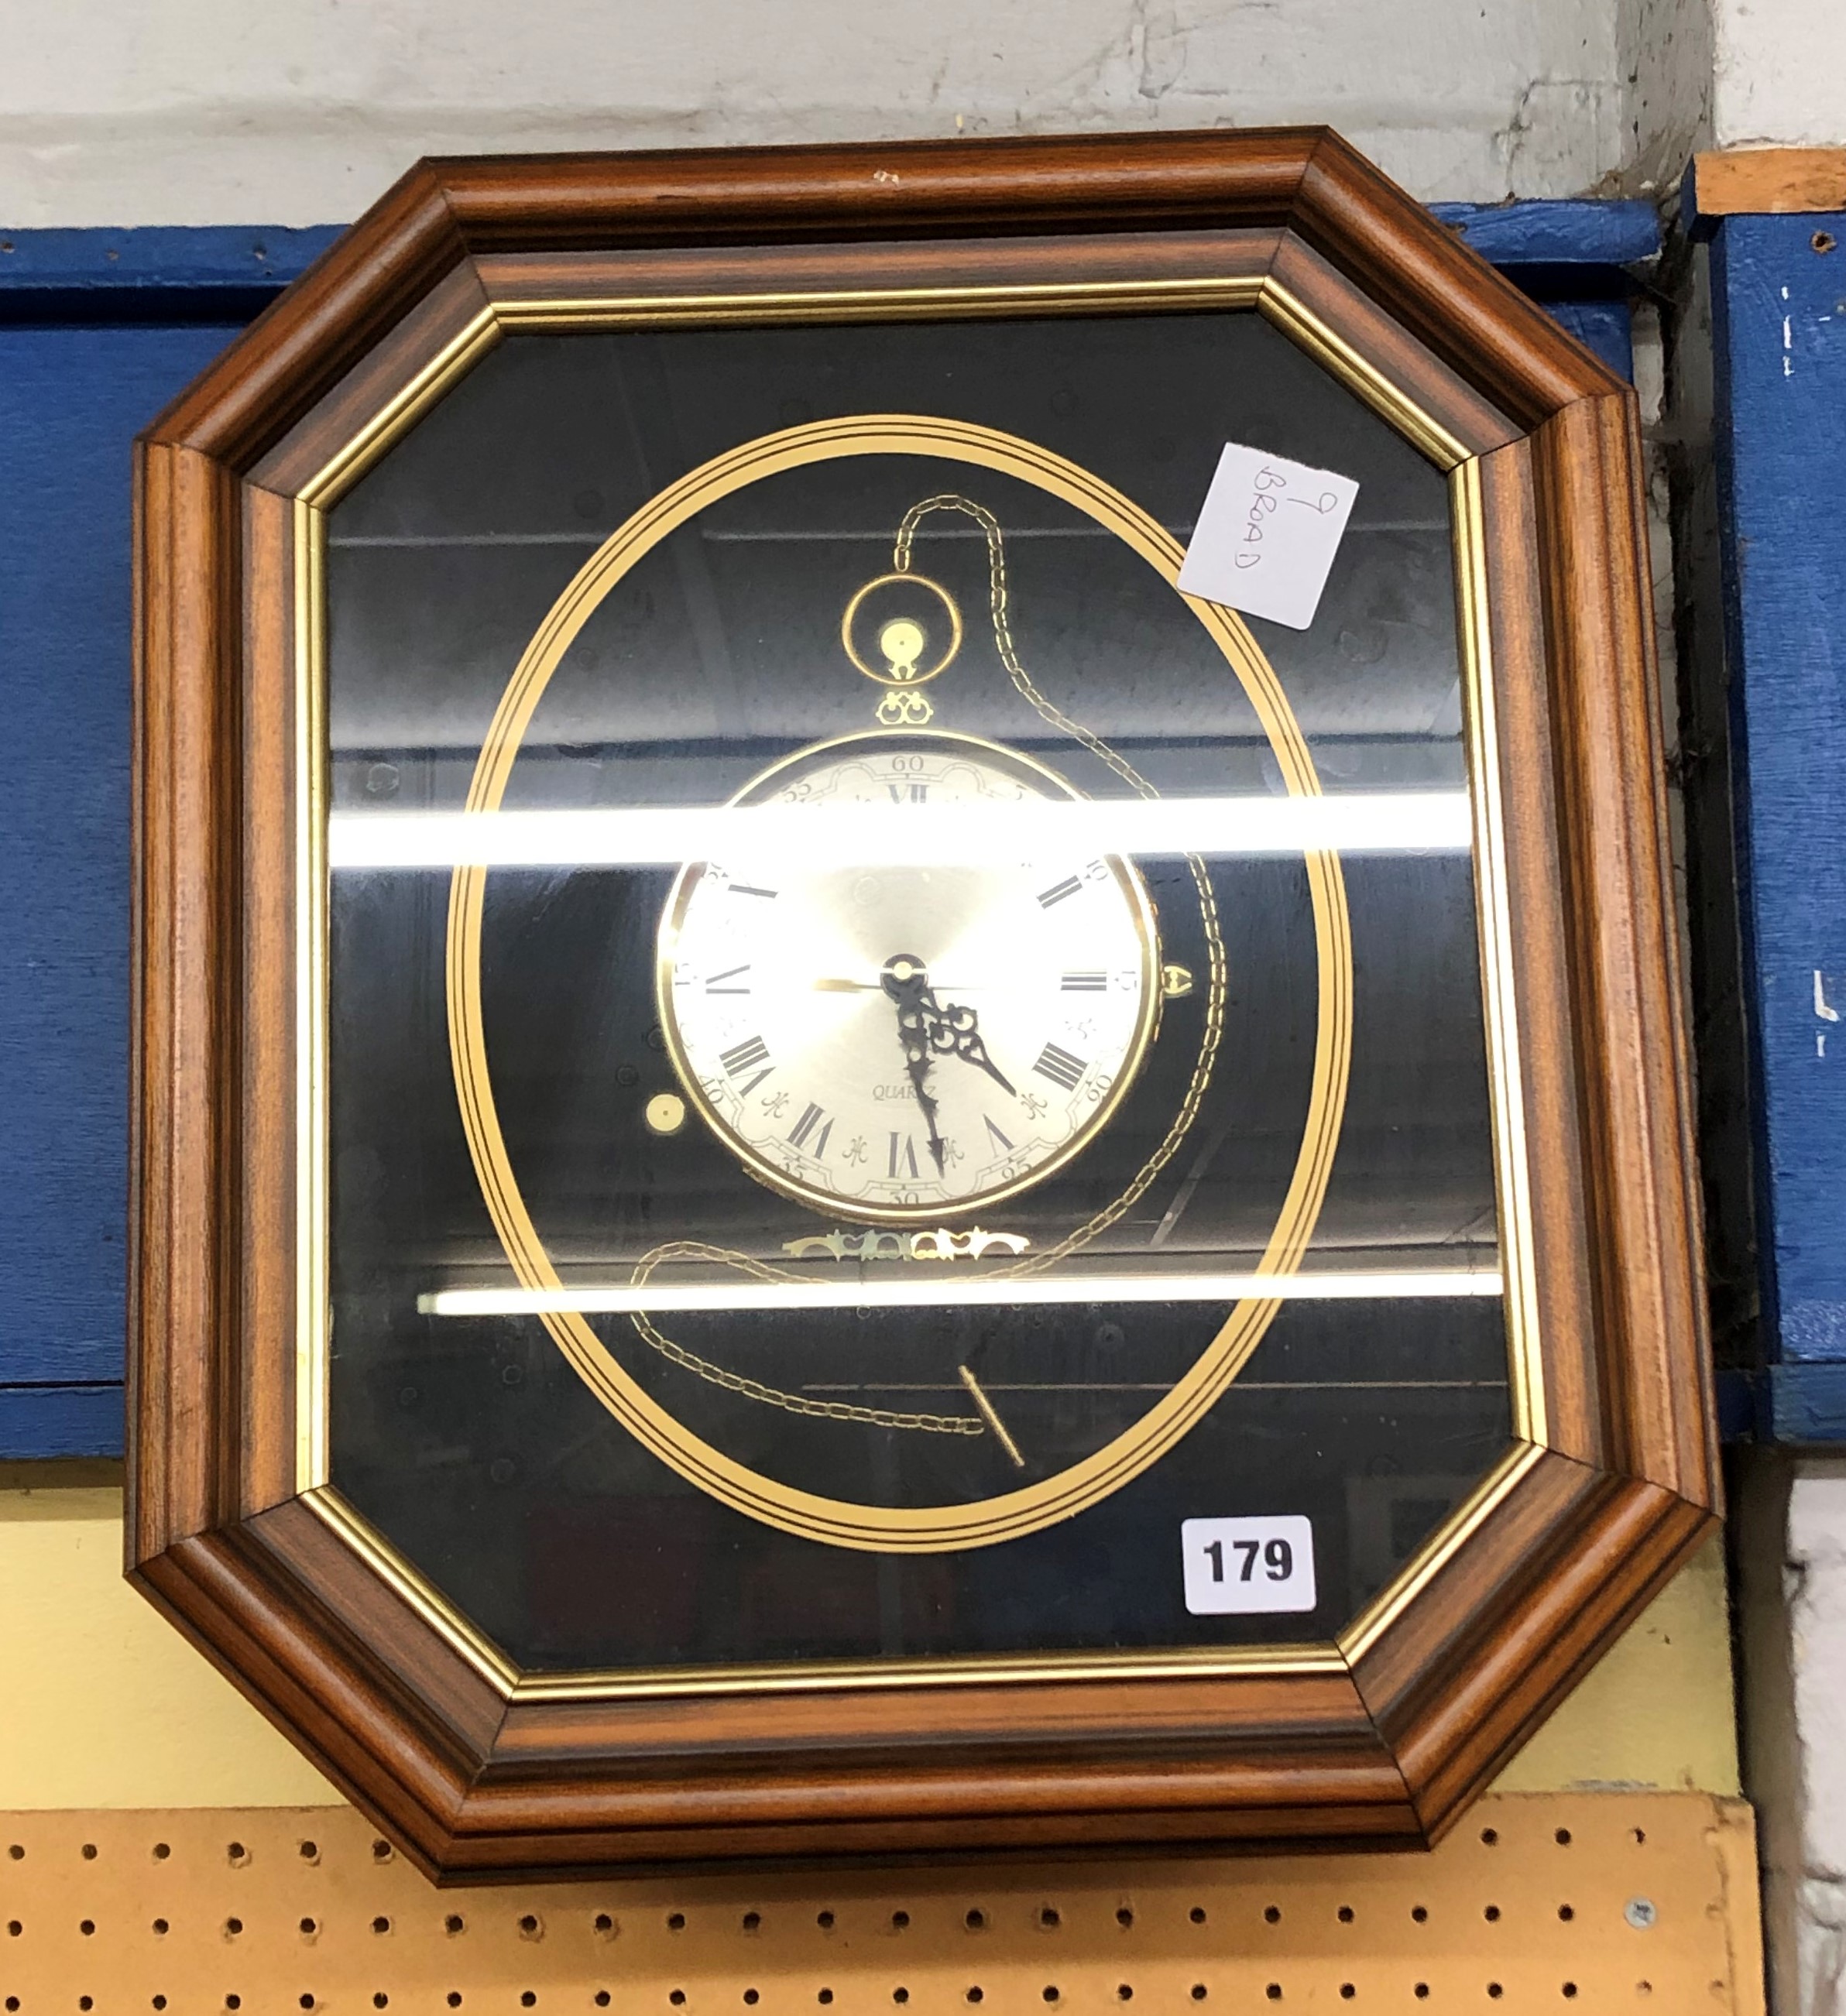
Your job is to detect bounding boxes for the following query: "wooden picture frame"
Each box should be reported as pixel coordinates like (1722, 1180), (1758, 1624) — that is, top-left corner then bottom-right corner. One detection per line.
(130, 126), (1716, 1879)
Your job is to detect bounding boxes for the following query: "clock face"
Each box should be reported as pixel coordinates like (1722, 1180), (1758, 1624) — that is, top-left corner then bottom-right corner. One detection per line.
(657, 732), (1159, 1222)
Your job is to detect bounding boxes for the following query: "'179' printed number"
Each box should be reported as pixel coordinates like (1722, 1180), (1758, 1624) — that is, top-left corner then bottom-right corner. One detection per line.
(1181, 1515), (1316, 1615)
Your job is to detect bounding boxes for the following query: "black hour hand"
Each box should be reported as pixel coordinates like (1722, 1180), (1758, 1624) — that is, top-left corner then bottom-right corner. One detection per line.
(881, 955), (949, 1175)
(935, 999), (1016, 1097)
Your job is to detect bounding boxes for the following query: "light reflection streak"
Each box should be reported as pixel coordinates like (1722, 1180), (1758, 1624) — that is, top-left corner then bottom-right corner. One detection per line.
(331, 792), (1473, 870)
(419, 1269), (1505, 1318)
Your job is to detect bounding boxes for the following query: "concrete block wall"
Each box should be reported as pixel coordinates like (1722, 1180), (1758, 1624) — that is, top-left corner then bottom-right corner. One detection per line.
(1712, 0), (1846, 154)
(1740, 1460), (1846, 2015)
(0, 0), (1703, 225)
(1739, 1462), (1845, 2013)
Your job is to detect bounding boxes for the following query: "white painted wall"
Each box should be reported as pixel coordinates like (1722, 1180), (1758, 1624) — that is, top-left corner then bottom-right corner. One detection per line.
(1713, 0), (1846, 151)
(1736, 1459), (1846, 2016)
(1785, 1477), (1846, 2016)
(1, 0), (1644, 226)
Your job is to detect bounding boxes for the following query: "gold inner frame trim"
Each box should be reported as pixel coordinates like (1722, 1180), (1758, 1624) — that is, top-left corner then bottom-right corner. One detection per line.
(299, 307), (499, 510)
(493, 275), (1267, 334)
(516, 1635), (1343, 1702)
(1336, 1441), (1547, 1664)
(290, 271), (1468, 514)
(304, 1477), (1341, 1703)
(1257, 282), (1473, 470)
(1451, 455), (1545, 1448)
(1330, 463), (1546, 1661)
(303, 1485), (520, 1695)
(287, 261), (1543, 1703)
(293, 497), (331, 1494)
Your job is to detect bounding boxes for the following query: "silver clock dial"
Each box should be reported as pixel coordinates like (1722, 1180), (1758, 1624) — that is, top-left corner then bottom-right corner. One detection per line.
(657, 732), (1159, 1222)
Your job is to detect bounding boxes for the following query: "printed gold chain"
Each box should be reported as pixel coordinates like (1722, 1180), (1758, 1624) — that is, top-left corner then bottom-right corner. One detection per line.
(892, 494), (1227, 1277)
(627, 1244), (982, 1435)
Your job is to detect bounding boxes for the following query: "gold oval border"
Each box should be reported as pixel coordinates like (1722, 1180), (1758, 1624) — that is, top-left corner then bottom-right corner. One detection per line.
(654, 728), (1164, 1225)
(444, 414), (1354, 1553)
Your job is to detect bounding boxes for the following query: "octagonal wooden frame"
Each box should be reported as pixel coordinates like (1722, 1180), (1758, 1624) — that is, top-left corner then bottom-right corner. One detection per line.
(129, 126), (1715, 1880)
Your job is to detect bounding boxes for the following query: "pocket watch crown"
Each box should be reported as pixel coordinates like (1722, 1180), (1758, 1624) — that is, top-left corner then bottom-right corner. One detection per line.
(879, 617), (927, 677)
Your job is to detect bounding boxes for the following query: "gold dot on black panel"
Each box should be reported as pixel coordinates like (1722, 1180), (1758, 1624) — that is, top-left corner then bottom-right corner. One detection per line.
(647, 1093), (686, 1135)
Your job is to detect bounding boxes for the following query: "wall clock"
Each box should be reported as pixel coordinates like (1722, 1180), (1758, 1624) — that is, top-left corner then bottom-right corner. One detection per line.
(130, 128), (1716, 1876)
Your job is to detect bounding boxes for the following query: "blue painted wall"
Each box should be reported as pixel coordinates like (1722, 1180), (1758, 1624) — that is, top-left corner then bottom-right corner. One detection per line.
(0, 227), (341, 321)
(0, 211), (1656, 1457)
(0, 322), (247, 1456)
(1710, 212), (1846, 1441)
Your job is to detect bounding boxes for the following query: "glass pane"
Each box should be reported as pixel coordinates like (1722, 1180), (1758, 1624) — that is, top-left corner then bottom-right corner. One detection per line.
(321, 304), (1513, 1672)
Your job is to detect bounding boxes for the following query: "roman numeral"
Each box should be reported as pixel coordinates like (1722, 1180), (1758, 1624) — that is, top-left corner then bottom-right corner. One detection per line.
(983, 1115), (1015, 1152)
(888, 1132), (920, 1179)
(728, 883), (778, 900)
(787, 1102), (832, 1156)
(887, 780), (929, 804)
(705, 963), (751, 995)
(1033, 1042), (1086, 1091)
(1038, 874), (1083, 909)
(721, 1035), (770, 1080)
(1062, 970), (1107, 992)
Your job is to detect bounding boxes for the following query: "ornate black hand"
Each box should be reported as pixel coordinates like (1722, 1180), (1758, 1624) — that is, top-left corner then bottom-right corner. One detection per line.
(932, 997), (1017, 1097)
(880, 955), (949, 1175)
(880, 955), (1017, 1148)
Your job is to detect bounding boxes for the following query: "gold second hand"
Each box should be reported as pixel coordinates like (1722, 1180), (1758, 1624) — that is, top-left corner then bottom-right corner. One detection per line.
(811, 976), (983, 992)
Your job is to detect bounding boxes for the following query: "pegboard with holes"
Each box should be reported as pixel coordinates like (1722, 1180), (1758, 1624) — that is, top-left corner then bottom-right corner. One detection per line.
(0, 1793), (1762, 2014)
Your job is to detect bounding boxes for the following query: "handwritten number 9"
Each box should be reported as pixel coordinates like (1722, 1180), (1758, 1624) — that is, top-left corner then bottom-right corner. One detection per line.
(1237, 465), (1340, 572)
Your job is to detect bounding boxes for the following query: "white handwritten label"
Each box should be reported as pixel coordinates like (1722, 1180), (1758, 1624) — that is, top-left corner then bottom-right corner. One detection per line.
(1176, 443), (1360, 630)
(1181, 1515), (1317, 1615)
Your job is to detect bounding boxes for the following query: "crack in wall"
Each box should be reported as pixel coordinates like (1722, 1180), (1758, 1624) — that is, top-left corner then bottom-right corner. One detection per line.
(1130, 0), (1188, 101)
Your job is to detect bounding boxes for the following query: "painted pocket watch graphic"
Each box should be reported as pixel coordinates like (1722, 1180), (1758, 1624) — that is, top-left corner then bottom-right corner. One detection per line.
(447, 423), (1353, 1550)
(656, 513), (1164, 1224)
